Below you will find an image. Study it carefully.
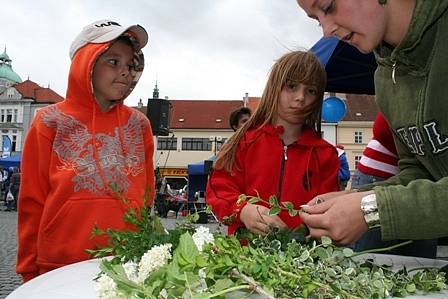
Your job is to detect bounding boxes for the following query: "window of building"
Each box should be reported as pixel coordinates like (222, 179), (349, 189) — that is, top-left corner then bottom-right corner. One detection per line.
(13, 109), (18, 123)
(1, 109), (4, 122)
(6, 109), (12, 123)
(354, 155), (362, 169)
(182, 138), (212, 151)
(12, 135), (17, 152)
(216, 138), (227, 151)
(157, 137), (177, 150)
(354, 131), (363, 144)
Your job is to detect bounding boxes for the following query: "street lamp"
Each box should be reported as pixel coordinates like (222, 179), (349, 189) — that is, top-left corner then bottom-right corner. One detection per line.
(209, 136), (222, 156)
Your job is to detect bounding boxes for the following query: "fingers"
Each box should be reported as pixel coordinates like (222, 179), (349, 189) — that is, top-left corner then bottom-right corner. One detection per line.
(240, 204), (288, 235)
(299, 210), (327, 230)
(301, 199), (333, 214)
(307, 190), (352, 205)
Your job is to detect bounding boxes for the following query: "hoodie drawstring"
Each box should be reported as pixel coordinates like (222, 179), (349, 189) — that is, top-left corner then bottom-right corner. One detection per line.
(91, 104), (112, 195)
(116, 105), (128, 157)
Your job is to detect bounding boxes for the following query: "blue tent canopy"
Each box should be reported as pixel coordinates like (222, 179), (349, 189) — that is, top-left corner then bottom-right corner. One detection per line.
(0, 154), (21, 168)
(187, 159), (214, 201)
(311, 37), (377, 95)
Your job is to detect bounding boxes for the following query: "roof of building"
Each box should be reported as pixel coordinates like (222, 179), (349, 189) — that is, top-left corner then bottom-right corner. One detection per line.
(136, 99), (246, 129)
(133, 93), (377, 130)
(14, 79), (63, 103)
(343, 94), (378, 121)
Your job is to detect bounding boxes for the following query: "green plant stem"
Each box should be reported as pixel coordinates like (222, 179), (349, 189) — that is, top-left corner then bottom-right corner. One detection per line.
(407, 266), (441, 273)
(230, 268), (275, 299)
(208, 284), (253, 298)
(184, 272), (194, 298)
(350, 240), (413, 258)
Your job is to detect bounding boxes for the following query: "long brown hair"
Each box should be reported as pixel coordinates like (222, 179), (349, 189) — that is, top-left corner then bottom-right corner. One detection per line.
(215, 50), (326, 173)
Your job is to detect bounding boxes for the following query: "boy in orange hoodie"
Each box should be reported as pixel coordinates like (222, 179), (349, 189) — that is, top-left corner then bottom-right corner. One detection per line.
(16, 19), (155, 282)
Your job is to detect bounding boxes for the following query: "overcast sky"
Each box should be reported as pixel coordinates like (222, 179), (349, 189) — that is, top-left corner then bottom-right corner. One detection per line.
(1, 0), (322, 107)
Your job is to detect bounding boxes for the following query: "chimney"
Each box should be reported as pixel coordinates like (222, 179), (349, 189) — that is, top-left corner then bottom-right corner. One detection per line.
(243, 92), (249, 107)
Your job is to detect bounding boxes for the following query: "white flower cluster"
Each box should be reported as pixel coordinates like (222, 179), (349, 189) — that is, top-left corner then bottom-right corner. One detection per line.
(137, 243), (172, 283)
(122, 260), (139, 282)
(95, 273), (124, 299)
(192, 226), (215, 251)
(95, 244), (172, 298)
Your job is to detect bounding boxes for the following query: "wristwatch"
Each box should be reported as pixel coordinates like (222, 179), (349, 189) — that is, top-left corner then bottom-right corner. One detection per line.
(360, 193), (380, 229)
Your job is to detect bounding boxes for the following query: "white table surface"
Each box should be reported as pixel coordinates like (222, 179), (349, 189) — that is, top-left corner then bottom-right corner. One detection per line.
(7, 254), (448, 299)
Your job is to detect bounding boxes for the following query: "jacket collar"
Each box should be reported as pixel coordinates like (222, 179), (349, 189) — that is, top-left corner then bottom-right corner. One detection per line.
(254, 124), (331, 147)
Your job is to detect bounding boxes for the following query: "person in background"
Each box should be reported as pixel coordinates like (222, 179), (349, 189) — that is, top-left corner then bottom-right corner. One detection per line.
(352, 113), (398, 188)
(6, 167), (20, 211)
(335, 144), (350, 190)
(207, 50), (339, 235)
(16, 19), (154, 281)
(296, 0), (448, 249)
(2, 166), (11, 203)
(229, 106), (252, 132)
(352, 113), (437, 258)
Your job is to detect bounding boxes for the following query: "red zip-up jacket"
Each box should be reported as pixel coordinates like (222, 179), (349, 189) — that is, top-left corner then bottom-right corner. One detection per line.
(206, 124), (339, 234)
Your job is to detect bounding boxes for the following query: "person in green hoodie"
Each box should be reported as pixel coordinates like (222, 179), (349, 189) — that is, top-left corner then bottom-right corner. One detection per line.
(296, 0), (448, 248)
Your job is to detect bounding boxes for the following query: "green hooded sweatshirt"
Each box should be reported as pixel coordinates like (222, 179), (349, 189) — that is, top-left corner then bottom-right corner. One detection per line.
(367, 0), (448, 240)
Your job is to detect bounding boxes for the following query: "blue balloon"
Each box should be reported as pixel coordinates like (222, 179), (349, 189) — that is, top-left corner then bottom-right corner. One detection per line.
(322, 96), (347, 122)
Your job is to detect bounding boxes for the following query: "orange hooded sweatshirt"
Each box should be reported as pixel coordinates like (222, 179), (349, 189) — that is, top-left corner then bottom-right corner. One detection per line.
(16, 42), (155, 282)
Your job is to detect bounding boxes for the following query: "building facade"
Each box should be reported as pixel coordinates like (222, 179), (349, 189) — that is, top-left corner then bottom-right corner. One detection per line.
(0, 49), (63, 156)
(137, 92), (377, 179)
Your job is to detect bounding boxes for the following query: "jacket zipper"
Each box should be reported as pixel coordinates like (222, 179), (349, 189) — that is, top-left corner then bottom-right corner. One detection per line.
(277, 145), (288, 201)
(391, 60), (397, 84)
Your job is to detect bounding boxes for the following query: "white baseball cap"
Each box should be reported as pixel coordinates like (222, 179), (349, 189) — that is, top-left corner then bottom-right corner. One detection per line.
(69, 19), (148, 60)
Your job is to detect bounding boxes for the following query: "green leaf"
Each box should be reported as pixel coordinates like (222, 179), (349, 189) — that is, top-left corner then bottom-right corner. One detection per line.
(173, 233), (199, 269)
(321, 236), (332, 245)
(268, 206), (281, 216)
(248, 197), (260, 204)
(299, 250), (310, 262)
(252, 263), (262, 274)
(282, 201), (294, 209)
(213, 278), (235, 292)
(342, 247), (354, 257)
(288, 209), (298, 217)
(269, 195), (279, 207)
(406, 283), (416, 293)
(302, 282), (319, 298)
(237, 194), (247, 205)
(195, 254), (208, 268)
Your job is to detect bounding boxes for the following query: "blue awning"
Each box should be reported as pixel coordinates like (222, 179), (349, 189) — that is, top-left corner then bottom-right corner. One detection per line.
(310, 37), (377, 95)
(0, 154), (21, 168)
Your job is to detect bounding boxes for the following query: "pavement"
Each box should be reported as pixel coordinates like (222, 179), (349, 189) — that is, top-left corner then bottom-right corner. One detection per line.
(0, 207), (223, 299)
(0, 209), (22, 299)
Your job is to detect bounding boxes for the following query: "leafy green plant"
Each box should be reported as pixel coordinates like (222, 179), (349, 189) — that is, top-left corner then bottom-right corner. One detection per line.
(92, 191), (447, 298)
(87, 186), (197, 264)
(237, 193), (299, 217)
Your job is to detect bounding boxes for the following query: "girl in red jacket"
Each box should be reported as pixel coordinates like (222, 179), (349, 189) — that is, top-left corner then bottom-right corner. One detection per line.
(206, 51), (340, 235)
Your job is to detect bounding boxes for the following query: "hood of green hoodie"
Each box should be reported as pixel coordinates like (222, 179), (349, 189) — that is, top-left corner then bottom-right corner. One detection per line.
(375, 0), (448, 68)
